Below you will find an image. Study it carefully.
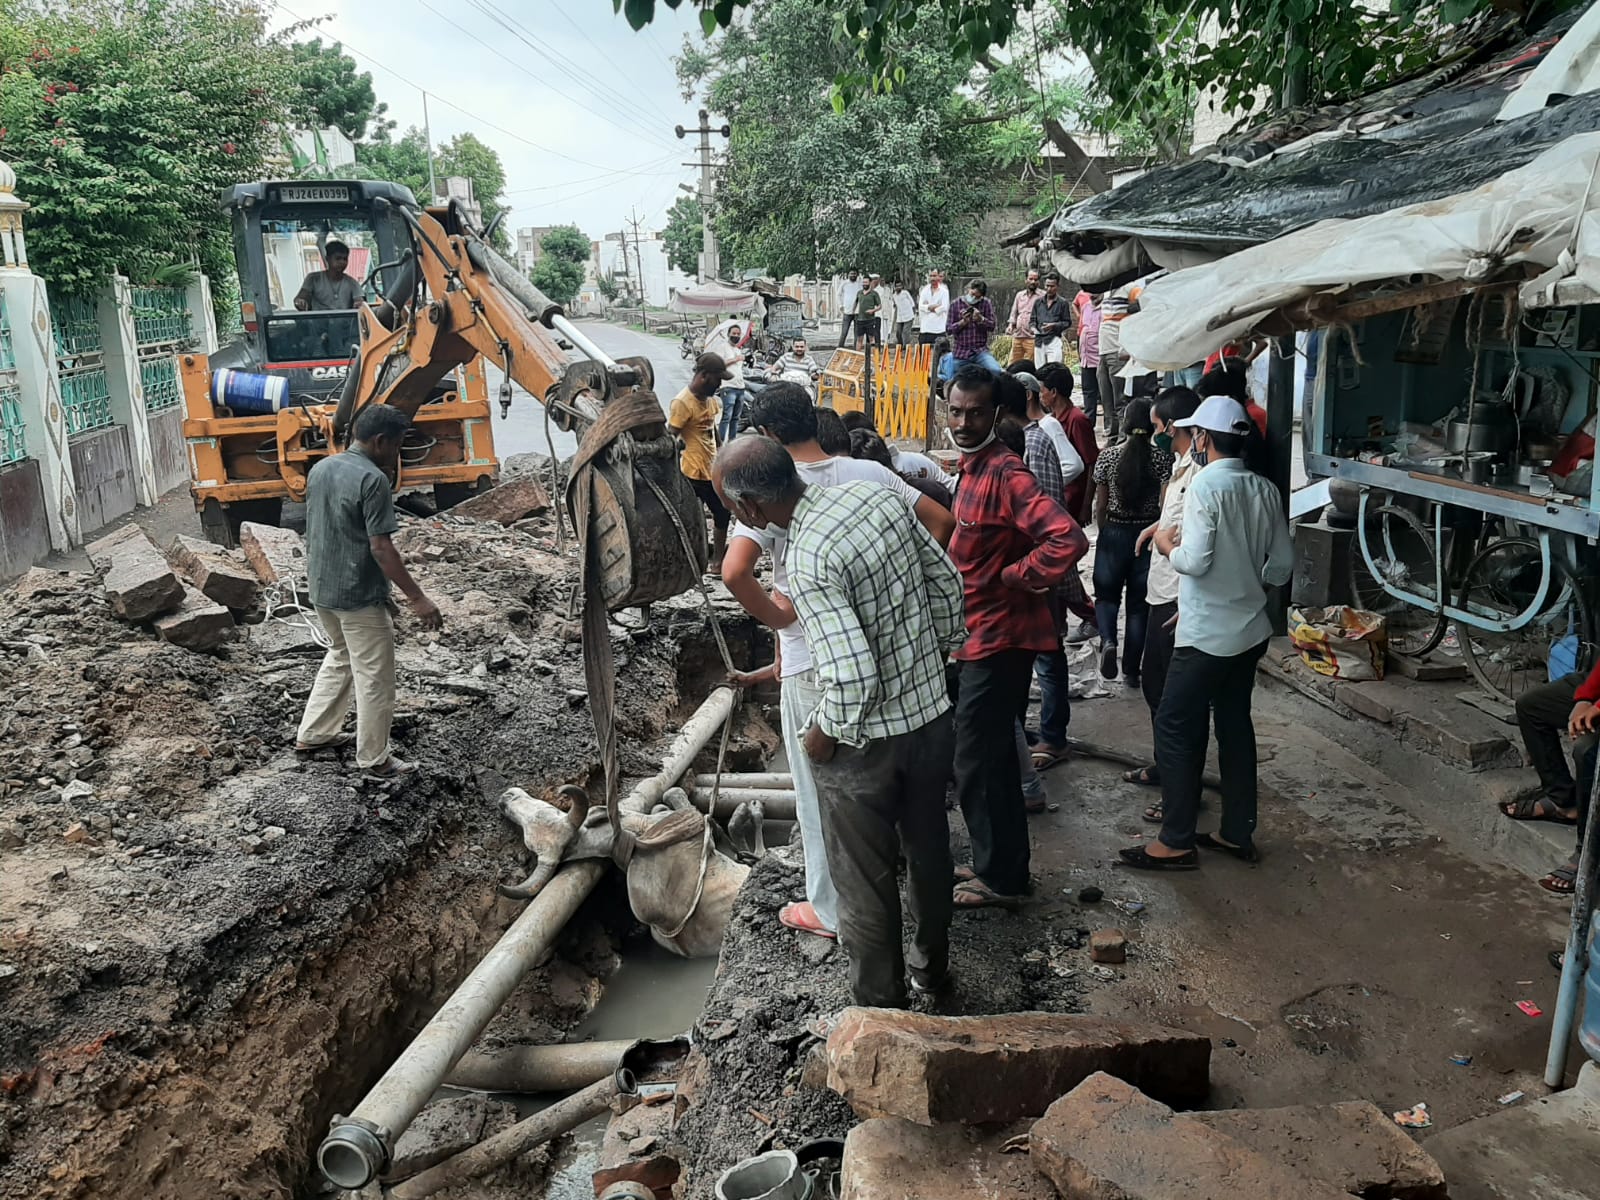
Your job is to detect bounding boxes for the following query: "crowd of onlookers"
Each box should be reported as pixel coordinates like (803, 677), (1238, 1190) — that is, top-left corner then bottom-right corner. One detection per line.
(662, 269), (1297, 1007)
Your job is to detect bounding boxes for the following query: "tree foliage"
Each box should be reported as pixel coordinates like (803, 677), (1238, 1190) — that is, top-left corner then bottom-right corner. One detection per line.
(0, 0), (297, 296)
(677, 0), (1017, 281)
(289, 37), (392, 141)
(620, 0), (1527, 120)
(661, 194), (702, 277)
(357, 127), (511, 250)
(529, 223), (589, 308)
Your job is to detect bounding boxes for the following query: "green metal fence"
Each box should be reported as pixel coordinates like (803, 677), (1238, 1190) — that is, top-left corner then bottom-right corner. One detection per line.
(131, 286), (192, 348)
(0, 291), (15, 373)
(60, 367), (113, 436)
(51, 295), (101, 359)
(140, 355), (182, 412)
(0, 383), (25, 465)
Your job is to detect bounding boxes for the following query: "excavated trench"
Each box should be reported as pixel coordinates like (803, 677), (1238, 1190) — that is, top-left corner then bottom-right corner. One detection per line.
(0, 509), (770, 1200)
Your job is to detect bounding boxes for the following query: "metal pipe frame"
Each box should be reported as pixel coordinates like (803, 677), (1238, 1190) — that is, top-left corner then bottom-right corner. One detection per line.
(1355, 489), (1555, 634)
(1545, 759), (1600, 1087)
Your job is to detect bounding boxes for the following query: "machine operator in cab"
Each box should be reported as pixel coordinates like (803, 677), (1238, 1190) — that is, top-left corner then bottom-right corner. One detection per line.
(295, 239), (362, 311)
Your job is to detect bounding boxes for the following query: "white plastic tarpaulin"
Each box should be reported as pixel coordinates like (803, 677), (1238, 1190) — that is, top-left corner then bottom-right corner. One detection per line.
(1119, 132), (1600, 369)
(1498, 0), (1600, 121)
(668, 283), (758, 314)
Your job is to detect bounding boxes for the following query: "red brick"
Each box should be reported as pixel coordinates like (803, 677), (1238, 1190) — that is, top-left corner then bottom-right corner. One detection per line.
(1089, 929), (1127, 964)
(826, 1008), (1210, 1126)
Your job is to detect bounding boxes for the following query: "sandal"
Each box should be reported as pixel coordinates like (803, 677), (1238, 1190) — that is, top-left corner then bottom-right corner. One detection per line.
(953, 865), (979, 884)
(953, 879), (1024, 909)
(779, 901), (837, 940)
(1117, 844), (1198, 871)
(1142, 802), (1164, 824)
(1123, 766), (1160, 787)
(1500, 795), (1578, 825)
(366, 754), (418, 778)
(295, 732), (354, 754)
(1196, 832), (1259, 863)
(1539, 864), (1578, 895)
(1031, 745), (1070, 772)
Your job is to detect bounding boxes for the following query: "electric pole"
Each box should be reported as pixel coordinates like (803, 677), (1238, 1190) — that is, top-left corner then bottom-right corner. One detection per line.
(422, 91), (438, 202)
(627, 208), (647, 306)
(676, 109), (729, 283)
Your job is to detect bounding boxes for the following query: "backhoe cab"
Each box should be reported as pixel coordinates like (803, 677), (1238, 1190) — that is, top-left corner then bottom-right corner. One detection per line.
(181, 179), (494, 545)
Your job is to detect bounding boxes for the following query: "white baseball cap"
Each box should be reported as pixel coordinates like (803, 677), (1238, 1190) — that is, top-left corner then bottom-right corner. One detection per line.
(1174, 395), (1251, 434)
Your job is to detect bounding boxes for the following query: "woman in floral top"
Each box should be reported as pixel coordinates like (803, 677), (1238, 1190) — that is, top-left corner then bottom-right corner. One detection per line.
(1092, 399), (1172, 684)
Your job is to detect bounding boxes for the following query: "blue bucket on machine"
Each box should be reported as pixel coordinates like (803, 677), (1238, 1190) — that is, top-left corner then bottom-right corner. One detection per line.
(211, 368), (290, 415)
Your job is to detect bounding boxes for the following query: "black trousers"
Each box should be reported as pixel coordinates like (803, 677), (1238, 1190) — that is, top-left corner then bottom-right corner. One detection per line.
(1140, 600), (1178, 752)
(954, 650), (1035, 895)
(1515, 672), (1598, 860)
(1155, 641), (1268, 851)
(837, 314), (856, 347)
(811, 712), (955, 1007)
(1080, 365), (1101, 424)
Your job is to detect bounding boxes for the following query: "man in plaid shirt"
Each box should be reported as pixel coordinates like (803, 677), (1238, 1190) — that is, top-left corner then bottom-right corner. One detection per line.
(946, 364), (1087, 907)
(713, 435), (967, 1007)
(939, 278), (1001, 379)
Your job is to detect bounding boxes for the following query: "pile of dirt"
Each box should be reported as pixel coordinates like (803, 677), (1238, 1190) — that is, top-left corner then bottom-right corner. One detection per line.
(0, 505), (764, 1200)
(670, 842), (1093, 1194)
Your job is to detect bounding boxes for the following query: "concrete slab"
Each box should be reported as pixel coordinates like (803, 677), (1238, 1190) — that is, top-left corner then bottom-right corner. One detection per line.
(1425, 1062), (1600, 1200)
(841, 1118), (1054, 1200)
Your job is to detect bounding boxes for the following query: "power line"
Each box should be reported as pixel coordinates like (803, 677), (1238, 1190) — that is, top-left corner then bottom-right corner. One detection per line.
(501, 154), (682, 197)
(460, 0), (678, 141)
(421, 0), (681, 152)
(271, 1), (635, 172)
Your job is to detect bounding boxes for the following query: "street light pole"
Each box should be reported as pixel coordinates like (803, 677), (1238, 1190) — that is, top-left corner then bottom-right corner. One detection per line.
(676, 109), (729, 282)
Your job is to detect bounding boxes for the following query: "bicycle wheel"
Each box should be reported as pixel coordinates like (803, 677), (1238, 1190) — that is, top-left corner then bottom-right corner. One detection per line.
(1347, 503), (1447, 657)
(1457, 537), (1594, 706)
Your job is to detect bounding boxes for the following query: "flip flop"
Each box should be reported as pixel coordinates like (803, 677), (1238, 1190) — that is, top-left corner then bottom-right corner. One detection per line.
(1500, 796), (1578, 825)
(953, 879), (1024, 909)
(1539, 864), (1578, 895)
(779, 901), (837, 940)
(295, 733), (354, 754)
(1118, 844), (1199, 871)
(1123, 766), (1160, 787)
(1142, 802), (1164, 824)
(953, 865), (978, 884)
(1196, 832), (1259, 863)
(1031, 746), (1070, 772)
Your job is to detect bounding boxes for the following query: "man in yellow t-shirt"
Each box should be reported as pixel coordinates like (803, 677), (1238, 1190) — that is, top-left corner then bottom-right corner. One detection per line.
(670, 352), (733, 575)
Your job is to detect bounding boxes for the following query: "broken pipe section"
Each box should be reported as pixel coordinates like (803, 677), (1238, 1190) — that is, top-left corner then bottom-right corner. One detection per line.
(445, 1039), (634, 1094)
(316, 687), (739, 1191)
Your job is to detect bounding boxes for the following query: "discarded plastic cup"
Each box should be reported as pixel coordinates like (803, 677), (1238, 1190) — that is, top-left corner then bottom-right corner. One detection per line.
(1449, 1053), (1472, 1066)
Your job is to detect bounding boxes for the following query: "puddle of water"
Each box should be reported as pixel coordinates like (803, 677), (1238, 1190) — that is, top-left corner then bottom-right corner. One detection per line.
(571, 936), (718, 1042)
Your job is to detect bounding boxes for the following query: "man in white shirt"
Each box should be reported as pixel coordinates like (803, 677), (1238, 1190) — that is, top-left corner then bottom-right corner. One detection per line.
(1125, 386), (1203, 791)
(704, 320), (749, 442)
(890, 446), (959, 494)
(1120, 395), (1293, 872)
(917, 269), (950, 345)
(892, 282), (917, 345)
(837, 270), (863, 348)
(719, 382), (954, 938)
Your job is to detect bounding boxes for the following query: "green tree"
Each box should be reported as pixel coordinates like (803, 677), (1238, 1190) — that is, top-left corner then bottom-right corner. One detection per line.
(358, 126), (432, 199)
(289, 37), (393, 141)
(621, 0), (1529, 121)
(530, 223), (590, 308)
(436, 132), (510, 250)
(597, 274), (620, 303)
(0, 0), (297, 296)
(677, 0), (1012, 281)
(661, 195), (703, 277)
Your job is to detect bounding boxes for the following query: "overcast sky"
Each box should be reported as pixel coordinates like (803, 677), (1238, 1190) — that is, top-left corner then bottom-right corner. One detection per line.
(268, 0), (707, 239)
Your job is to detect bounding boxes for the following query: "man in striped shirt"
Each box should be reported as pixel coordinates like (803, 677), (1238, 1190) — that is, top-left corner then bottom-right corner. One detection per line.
(713, 435), (966, 1007)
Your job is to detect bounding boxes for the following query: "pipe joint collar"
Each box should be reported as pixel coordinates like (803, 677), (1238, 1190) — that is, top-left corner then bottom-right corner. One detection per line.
(319, 1115), (389, 1191)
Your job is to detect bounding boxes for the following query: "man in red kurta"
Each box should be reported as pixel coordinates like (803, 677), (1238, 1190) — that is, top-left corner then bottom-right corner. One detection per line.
(946, 364), (1088, 906)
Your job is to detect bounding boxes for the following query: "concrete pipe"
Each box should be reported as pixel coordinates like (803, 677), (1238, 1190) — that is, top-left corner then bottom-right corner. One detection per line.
(317, 687), (738, 1191)
(690, 789), (798, 822)
(690, 773), (793, 790)
(444, 1039), (633, 1094)
(387, 1069), (638, 1200)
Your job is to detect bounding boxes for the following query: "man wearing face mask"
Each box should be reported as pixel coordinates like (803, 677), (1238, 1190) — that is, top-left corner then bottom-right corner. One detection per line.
(940, 279), (1001, 378)
(1123, 386), (1203, 797)
(1120, 395), (1294, 872)
(712, 435), (967, 1007)
(945, 365), (1087, 907)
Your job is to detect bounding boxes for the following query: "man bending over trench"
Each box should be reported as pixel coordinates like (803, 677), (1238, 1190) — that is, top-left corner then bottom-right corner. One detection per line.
(713, 435), (966, 1006)
(719, 384), (953, 941)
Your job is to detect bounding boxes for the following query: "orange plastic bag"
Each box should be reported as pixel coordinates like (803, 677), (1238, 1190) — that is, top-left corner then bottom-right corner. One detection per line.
(1289, 606), (1388, 681)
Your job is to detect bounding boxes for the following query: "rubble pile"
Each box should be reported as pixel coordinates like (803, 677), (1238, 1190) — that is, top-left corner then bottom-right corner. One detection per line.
(0, 502), (762, 1200)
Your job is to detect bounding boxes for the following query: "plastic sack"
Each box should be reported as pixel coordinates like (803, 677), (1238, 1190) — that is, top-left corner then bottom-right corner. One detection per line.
(1289, 606), (1388, 681)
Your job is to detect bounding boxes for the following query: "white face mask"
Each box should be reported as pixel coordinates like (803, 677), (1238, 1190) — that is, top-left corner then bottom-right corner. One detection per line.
(959, 423), (999, 455)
